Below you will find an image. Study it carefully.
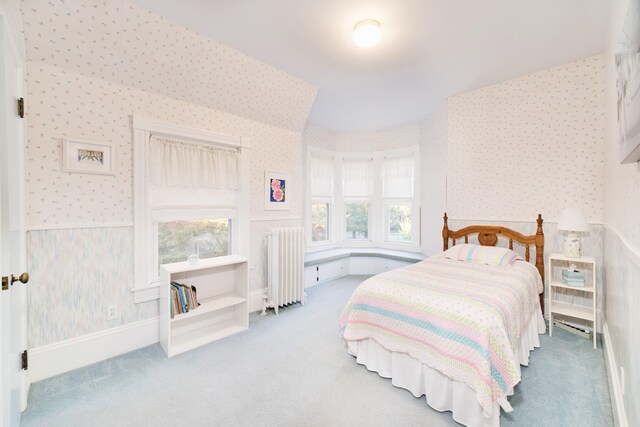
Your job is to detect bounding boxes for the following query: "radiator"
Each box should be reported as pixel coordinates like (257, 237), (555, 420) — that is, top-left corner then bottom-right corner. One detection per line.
(263, 226), (306, 315)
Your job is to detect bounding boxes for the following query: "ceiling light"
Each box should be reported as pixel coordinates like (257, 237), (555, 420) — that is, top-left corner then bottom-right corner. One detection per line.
(352, 19), (381, 48)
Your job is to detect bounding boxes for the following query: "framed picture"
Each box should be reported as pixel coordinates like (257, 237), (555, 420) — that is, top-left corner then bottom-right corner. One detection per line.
(616, 0), (640, 163)
(62, 137), (115, 175)
(264, 170), (290, 210)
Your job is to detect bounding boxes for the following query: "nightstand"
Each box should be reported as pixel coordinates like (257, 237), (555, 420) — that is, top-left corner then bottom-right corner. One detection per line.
(548, 253), (597, 349)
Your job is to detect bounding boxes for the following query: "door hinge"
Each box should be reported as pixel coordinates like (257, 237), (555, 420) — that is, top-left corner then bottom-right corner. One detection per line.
(17, 97), (24, 118)
(1, 276), (8, 291)
(21, 350), (28, 370)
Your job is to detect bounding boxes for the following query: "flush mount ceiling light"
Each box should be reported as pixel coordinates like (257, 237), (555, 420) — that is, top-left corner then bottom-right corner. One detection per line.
(352, 19), (381, 48)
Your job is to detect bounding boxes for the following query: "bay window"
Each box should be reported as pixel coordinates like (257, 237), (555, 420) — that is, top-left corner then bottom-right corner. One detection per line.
(383, 154), (417, 245)
(307, 146), (419, 250)
(309, 154), (334, 243)
(342, 159), (373, 240)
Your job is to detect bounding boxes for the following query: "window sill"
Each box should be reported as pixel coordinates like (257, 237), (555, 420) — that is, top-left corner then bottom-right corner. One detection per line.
(304, 247), (425, 267)
(131, 283), (161, 303)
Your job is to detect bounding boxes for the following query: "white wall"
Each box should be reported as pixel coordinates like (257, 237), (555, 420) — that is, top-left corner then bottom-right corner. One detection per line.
(602, 0), (640, 425)
(21, 1), (317, 348)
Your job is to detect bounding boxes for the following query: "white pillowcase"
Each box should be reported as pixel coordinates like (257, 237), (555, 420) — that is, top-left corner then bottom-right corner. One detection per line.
(443, 243), (522, 267)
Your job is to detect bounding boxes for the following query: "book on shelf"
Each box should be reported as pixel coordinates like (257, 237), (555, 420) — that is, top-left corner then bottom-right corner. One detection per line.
(561, 269), (585, 287)
(562, 269), (585, 280)
(170, 281), (201, 318)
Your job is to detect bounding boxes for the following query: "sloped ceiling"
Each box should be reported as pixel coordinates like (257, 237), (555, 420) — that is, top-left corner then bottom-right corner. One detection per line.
(132, 0), (610, 132)
(21, 0), (318, 133)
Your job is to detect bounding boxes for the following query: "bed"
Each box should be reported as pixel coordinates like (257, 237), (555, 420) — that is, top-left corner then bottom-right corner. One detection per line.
(339, 213), (546, 427)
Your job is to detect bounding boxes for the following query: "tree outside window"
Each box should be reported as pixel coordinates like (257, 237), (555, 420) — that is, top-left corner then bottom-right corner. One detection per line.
(345, 203), (369, 239)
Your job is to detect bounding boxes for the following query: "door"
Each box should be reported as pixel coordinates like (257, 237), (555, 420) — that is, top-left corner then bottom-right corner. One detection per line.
(0, 15), (28, 427)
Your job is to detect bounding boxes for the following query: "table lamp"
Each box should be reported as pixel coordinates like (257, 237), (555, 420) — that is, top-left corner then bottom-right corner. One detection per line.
(557, 207), (589, 258)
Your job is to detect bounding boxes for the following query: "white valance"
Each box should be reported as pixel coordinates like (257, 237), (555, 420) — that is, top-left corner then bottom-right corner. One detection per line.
(310, 155), (334, 198)
(149, 136), (239, 189)
(343, 159), (373, 198)
(383, 155), (414, 198)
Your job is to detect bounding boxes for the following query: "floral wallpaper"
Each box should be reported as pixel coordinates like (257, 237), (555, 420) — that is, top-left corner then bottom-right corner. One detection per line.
(20, 0), (314, 347)
(447, 55), (605, 222)
(0, 0), (26, 60)
(21, 0), (317, 133)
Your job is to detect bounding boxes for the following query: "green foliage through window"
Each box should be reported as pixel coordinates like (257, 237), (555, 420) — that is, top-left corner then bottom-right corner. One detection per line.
(389, 205), (411, 242)
(311, 203), (329, 242)
(158, 219), (229, 266)
(345, 203), (368, 239)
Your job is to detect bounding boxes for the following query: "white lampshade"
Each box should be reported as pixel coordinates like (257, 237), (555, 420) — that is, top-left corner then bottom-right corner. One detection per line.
(557, 208), (589, 232)
(352, 19), (381, 48)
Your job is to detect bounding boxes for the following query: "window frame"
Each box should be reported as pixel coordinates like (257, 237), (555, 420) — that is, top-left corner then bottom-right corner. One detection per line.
(132, 116), (250, 303)
(306, 149), (336, 249)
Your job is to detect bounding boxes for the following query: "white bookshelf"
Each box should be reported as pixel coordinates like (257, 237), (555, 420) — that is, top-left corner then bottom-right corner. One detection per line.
(160, 255), (249, 357)
(548, 253), (597, 349)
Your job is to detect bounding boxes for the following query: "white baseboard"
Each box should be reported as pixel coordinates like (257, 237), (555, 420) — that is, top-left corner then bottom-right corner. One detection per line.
(29, 316), (160, 383)
(30, 289), (269, 382)
(603, 320), (628, 427)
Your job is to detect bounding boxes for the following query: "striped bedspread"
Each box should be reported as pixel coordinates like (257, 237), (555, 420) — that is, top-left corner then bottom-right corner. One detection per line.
(339, 255), (543, 412)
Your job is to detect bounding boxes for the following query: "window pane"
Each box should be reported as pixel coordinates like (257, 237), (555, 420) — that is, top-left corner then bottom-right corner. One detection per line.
(311, 203), (329, 242)
(158, 218), (229, 265)
(345, 203), (369, 240)
(388, 205), (411, 242)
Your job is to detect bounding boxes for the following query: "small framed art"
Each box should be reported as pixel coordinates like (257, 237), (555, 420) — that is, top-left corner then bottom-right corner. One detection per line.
(62, 137), (115, 175)
(264, 170), (290, 210)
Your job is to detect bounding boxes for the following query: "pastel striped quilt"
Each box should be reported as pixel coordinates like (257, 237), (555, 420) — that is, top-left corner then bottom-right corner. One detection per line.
(339, 255), (543, 412)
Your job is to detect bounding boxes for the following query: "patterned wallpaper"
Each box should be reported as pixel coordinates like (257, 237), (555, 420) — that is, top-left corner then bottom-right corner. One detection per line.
(21, 0), (312, 346)
(447, 55), (605, 222)
(305, 124), (421, 153)
(21, 0), (317, 133)
(24, 62), (304, 346)
(420, 106), (448, 256)
(0, 0), (26, 60)
(26, 63), (303, 225)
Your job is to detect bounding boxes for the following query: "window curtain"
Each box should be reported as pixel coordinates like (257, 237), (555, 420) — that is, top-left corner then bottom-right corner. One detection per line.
(343, 159), (373, 198)
(383, 155), (414, 198)
(149, 135), (240, 208)
(149, 136), (239, 189)
(310, 155), (334, 198)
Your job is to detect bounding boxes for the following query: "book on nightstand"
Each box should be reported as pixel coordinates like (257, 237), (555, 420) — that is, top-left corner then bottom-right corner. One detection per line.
(561, 269), (585, 287)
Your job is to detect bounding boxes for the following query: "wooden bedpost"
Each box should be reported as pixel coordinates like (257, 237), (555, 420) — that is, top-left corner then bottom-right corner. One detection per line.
(535, 214), (545, 313)
(442, 212), (449, 251)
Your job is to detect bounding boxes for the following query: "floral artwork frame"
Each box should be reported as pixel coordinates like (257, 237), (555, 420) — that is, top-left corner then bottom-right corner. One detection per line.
(62, 137), (115, 175)
(264, 170), (290, 210)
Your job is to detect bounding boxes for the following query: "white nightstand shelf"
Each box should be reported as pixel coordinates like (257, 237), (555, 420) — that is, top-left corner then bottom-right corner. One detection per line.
(548, 253), (597, 348)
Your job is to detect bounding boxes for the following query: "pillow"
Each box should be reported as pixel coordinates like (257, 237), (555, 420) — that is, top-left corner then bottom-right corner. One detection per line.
(443, 243), (522, 267)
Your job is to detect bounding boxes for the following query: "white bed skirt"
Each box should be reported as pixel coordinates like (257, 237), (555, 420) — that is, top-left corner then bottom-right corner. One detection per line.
(346, 306), (546, 427)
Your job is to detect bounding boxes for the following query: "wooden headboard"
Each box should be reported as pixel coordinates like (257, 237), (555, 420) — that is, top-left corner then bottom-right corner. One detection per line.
(442, 212), (545, 312)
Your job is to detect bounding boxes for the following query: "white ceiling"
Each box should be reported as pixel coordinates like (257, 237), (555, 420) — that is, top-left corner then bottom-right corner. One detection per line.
(131, 0), (609, 132)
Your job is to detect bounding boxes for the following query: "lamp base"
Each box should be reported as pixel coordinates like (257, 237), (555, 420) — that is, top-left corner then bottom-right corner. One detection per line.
(563, 233), (582, 258)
